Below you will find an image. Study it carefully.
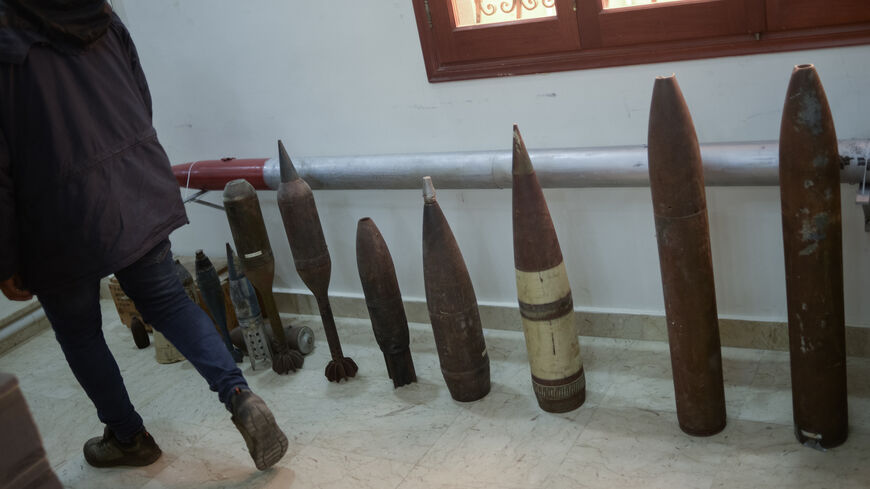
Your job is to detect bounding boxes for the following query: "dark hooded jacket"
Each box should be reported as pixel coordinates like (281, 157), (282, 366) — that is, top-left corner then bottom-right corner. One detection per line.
(0, 1), (188, 294)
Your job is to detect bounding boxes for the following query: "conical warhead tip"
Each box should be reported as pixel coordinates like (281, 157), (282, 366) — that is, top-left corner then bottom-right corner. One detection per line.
(278, 139), (299, 183)
(422, 176), (436, 203)
(512, 124), (533, 176)
(225, 243), (237, 276)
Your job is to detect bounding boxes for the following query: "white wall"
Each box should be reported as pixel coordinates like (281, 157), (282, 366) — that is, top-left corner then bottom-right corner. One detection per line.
(114, 0), (870, 327)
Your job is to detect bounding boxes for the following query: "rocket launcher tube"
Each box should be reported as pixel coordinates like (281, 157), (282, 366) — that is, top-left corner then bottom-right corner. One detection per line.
(779, 64), (848, 449)
(422, 177), (491, 402)
(227, 243), (273, 371)
(648, 75), (726, 437)
(356, 217), (417, 388)
(194, 250), (244, 363)
(277, 140), (357, 382)
(512, 125), (586, 413)
(223, 178), (303, 375)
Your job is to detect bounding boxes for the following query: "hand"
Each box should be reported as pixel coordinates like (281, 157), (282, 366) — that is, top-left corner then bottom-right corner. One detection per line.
(1, 274), (32, 301)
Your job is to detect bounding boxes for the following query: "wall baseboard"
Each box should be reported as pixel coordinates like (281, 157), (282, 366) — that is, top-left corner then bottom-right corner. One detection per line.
(276, 291), (870, 358)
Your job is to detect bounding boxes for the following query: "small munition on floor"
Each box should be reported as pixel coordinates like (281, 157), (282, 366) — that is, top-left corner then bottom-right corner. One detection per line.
(356, 217), (417, 388)
(130, 316), (150, 350)
(511, 125), (585, 413)
(647, 74), (726, 436)
(195, 250), (244, 363)
(226, 243), (273, 371)
(230, 323), (315, 356)
(422, 176), (491, 402)
(778, 64), (848, 449)
(223, 178), (304, 375)
(276, 140), (357, 382)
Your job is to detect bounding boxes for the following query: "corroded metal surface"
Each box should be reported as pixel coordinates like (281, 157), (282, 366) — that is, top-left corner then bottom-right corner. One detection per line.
(648, 75), (726, 437)
(356, 217), (417, 388)
(227, 243), (273, 371)
(422, 177), (491, 402)
(512, 125), (585, 413)
(195, 250), (244, 363)
(276, 140), (357, 382)
(223, 178), (303, 375)
(779, 64), (848, 449)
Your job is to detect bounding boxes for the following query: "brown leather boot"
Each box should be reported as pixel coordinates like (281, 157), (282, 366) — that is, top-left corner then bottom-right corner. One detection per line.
(230, 388), (288, 470)
(83, 427), (162, 468)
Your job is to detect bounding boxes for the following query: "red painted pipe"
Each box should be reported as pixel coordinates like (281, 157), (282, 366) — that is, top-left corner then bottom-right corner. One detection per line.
(173, 158), (272, 191)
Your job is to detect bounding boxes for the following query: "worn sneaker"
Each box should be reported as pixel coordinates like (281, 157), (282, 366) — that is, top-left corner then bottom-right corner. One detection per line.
(83, 427), (162, 468)
(230, 388), (288, 470)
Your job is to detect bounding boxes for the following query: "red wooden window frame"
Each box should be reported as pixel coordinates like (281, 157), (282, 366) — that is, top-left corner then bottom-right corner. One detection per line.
(413, 0), (870, 82)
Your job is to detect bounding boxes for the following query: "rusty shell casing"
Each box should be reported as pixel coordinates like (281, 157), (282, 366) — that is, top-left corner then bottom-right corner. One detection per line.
(512, 125), (585, 413)
(648, 75), (726, 437)
(194, 250), (242, 363)
(227, 244), (273, 371)
(779, 64), (847, 449)
(223, 178), (301, 374)
(422, 177), (490, 402)
(356, 217), (417, 388)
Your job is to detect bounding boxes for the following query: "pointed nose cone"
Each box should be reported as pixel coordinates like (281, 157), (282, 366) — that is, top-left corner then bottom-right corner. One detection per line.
(647, 74), (705, 218)
(278, 140), (299, 183)
(512, 124), (534, 176)
(422, 176), (437, 204)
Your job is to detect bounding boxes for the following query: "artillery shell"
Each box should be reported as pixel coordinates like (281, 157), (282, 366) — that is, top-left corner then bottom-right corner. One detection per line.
(356, 217), (417, 388)
(422, 177), (490, 402)
(195, 250), (244, 363)
(223, 178), (303, 374)
(648, 75), (726, 436)
(512, 125), (585, 413)
(779, 64), (847, 449)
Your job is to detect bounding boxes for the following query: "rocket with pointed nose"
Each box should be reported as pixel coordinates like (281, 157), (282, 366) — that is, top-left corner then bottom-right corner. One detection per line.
(648, 75), (726, 436)
(422, 176), (491, 402)
(779, 64), (847, 449)
(195, 250), (245, 363)
(512, 125), (585, 413)
(276, 140), (358, 383)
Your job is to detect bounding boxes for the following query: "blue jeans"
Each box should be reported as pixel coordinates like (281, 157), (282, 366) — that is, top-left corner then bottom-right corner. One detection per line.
(37, 239), (248, 442)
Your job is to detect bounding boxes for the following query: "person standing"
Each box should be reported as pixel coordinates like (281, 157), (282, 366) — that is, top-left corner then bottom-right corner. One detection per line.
(0, 0), (288, 471)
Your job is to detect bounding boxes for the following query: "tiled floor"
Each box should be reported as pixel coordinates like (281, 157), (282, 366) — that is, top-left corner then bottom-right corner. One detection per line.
(0, 299), (868, 489)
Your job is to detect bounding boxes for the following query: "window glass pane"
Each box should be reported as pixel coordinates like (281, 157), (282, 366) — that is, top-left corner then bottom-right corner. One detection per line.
(603, 0), (687, 9)
(452, 0), (557, 27)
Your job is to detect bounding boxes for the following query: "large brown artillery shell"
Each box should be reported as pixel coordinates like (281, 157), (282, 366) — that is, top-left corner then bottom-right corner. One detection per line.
(195, 250), (244, 363)
(512, 125), (585, 413)
(356, 217), (417, 388)
(779, 64), (847, 449)
(422, 177), (491, 402)
(276, 140), (357, 382)
(223, 178), (303, 375)
(648, 75), (726, 436)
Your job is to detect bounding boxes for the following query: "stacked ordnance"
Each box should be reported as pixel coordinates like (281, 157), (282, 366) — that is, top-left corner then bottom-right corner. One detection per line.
(223, 177), (304, 375)
(167, 65), (850, 449)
